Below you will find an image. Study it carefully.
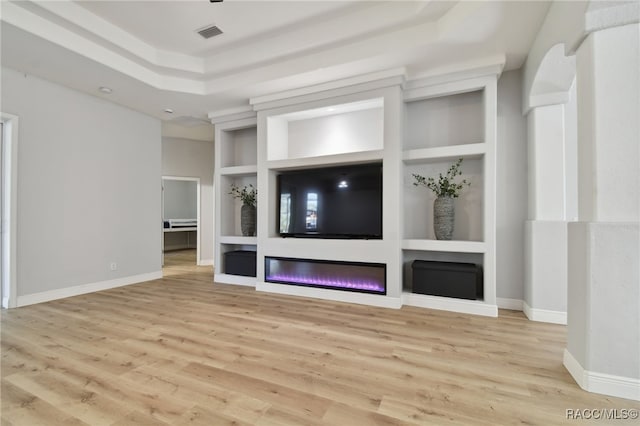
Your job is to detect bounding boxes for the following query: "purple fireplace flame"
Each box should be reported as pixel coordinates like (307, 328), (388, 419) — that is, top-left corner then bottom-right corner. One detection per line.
(267, 273), (385, 292)
(265, 257), (386, 294)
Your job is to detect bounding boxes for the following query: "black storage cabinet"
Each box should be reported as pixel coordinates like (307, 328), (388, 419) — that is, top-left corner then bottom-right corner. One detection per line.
(412, 260), (483, 300)
(224, 250), (257, 277)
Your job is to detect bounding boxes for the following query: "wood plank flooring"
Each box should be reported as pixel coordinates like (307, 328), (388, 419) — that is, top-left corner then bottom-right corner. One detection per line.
(2, 249), (638, 425)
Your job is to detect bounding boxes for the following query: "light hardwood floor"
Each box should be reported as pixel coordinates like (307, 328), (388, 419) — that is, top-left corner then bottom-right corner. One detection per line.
(2, 250), (638, 425)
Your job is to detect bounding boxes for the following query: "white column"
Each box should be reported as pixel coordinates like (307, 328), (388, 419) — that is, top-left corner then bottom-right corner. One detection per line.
(565, 22), (639, 401)
(524, 102), (570, 324)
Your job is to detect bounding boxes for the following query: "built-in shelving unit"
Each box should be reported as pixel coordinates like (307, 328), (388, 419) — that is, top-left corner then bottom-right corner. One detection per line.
(210, 68), (500, 316)
(213, 115), (258, 285)
(401, 75), (498, 317)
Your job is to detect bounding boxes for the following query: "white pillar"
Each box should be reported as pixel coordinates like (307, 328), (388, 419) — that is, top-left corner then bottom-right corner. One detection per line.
(524, 102), (571, 324)
(565, 22), (640, 401)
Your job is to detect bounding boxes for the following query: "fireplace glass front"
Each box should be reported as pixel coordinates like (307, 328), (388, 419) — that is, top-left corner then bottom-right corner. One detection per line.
(265, 256), (386, 295)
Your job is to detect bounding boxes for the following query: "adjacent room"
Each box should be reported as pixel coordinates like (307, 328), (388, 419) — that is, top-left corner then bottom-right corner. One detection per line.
(162, 177), (199, 269)
(1, 1), (638, 424)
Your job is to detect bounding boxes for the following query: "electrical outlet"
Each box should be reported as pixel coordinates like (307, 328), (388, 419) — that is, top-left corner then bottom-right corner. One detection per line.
(110, 262), (117, 271)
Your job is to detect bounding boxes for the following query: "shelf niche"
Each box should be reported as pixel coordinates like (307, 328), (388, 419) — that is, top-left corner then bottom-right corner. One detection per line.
(404, 90), (484, 150)
(267, 98), (384, 162)
(404, 157), (484, 241)
(402, 249), (484, 298)
(220, 126), (257, 168)
(219, 174), (258, 237)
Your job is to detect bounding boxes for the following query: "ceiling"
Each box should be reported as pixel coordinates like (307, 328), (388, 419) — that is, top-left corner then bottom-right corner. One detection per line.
(0, 0), (551, 124)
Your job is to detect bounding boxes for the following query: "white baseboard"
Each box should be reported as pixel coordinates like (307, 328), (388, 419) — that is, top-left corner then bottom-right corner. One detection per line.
(214, 273), (256, 287)
(402, 292), (498, 317)
(496, 297), (523, 311)
(2, 296), (9, 309)
(523, 301), (567, 324)
(198, 259), (214, 266)
(563, 348), (586, 389)
(16, 271), (163, 307)
(564, 349), (640, 401)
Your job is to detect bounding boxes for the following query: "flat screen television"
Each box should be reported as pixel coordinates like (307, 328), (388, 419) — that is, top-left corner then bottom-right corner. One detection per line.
(277, 162), (382, 239)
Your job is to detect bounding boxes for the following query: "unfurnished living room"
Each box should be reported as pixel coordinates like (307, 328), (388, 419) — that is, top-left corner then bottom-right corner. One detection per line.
(1, 1), (639, 424)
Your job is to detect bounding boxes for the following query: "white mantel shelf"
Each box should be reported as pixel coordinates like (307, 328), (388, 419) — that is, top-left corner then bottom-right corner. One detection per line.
(219, 165), (258, 176)
(402, 239), (486, 253)
(402, 143), (486, 164)
(219, 236), (258, 245)
(266, 149), (384, 171)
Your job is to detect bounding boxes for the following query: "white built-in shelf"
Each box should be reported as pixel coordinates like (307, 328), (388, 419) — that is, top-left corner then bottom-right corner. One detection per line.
(214, 273), (256, 287)
(266, 149), (384, 171)
(219, 165), (258, 176)
(402, 143), (485, 164)
(402, 292), (497, 317)
(402, 239), (486, 253)
(219, 236), (258, 245)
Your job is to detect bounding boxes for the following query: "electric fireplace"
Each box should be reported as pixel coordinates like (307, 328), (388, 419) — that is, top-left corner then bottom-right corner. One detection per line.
(265, 257), (386, 295)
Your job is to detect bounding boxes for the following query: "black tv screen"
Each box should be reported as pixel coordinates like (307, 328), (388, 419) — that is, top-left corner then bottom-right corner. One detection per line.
(277, 163), (382, 239)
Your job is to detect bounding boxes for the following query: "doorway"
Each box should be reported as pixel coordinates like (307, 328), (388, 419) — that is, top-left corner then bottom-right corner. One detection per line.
(1, 113), (18, 308)
(162, 176), (200, 272)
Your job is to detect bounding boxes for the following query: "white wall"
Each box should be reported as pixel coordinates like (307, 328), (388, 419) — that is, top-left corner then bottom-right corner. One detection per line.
(496, 69), (528, 301)
(522, 0), (588, 112)
(162, 121), (213, 142)
(162, 136), (214, 264)
(286, 108), (383, 160)
(588, 24), (639, 222)
(163, 179), (197, 219)
(405, 90), (484, 149)
(568, 22), (640, 386)
(526, 104), (566, 220)
(1, 67), (162, 298)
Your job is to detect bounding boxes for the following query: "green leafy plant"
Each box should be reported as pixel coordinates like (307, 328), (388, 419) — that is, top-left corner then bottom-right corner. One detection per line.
(412, 158), (470, 198)
(229, 183), (257, 207)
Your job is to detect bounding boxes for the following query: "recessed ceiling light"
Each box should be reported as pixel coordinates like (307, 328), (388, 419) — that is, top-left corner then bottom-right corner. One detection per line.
(164, 108), (174, 114)
(99, 86), (112, 94)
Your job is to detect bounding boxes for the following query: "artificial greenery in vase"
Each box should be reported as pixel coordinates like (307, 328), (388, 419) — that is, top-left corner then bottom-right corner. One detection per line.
(412, 158), (470, 240)
(412, 158), (470, 197)
(229, 183), (257, 207)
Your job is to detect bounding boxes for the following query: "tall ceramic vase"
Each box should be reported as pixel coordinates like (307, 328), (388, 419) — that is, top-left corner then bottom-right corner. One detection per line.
(433, 196), (454, 240)
(241, 204), (256, 236)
